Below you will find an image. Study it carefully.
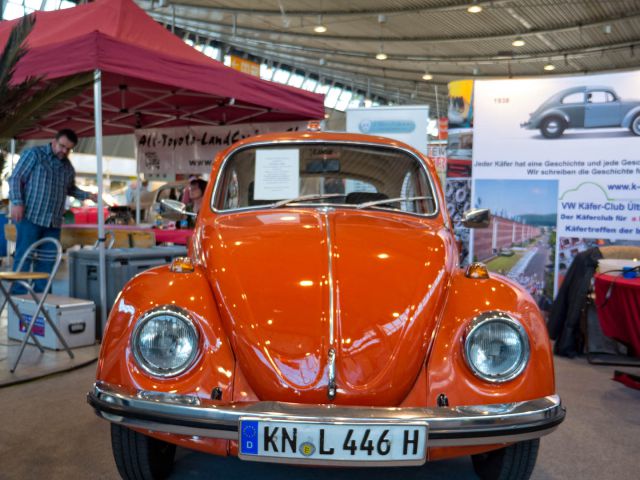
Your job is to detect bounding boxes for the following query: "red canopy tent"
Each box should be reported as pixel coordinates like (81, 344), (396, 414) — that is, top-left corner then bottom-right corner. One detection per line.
(0, 0), (324, 139)
(0, 0), (324, 323)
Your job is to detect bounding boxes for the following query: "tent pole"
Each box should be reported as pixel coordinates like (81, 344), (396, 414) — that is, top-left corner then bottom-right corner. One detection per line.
(94, 69), (108, 330)
(135, 161), (141, 225)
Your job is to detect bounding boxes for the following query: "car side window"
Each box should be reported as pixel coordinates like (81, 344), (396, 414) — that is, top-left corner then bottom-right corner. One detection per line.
(561, 92), (584, 104)
(587, 91), (615, 103)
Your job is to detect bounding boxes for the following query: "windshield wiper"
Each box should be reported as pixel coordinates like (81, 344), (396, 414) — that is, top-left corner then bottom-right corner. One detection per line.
(270, 193), (346, 208)
(356, 195), (434, 209)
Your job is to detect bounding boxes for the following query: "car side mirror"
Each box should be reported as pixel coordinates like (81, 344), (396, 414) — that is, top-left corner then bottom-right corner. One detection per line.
(461, 208), (491, 228)
(161, 199), (197, 217)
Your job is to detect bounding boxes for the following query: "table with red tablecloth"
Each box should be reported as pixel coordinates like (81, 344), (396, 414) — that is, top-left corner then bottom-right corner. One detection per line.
(594, 273), (640, 356)
(62, 224), (193, 246)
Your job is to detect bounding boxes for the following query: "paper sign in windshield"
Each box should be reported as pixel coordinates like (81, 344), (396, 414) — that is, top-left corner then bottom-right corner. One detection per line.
(254, 149), (300, 200)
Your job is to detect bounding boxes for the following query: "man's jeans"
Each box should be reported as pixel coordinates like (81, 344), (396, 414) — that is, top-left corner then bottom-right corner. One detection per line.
(12, 218), (61, 294)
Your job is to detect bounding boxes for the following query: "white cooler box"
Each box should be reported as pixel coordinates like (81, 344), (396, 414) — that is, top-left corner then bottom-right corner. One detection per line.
(8, 294), (96, 350)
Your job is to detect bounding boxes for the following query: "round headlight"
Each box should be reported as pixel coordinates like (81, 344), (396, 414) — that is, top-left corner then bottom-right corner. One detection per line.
(131, 306), (199, 377)
(464, 311), (529, 383)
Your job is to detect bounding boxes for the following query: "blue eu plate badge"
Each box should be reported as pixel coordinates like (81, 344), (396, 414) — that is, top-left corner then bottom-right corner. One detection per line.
(240, 420), (259, 455)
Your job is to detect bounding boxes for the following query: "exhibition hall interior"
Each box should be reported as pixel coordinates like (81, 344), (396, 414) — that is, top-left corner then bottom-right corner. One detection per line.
(1, 1), (639, 479)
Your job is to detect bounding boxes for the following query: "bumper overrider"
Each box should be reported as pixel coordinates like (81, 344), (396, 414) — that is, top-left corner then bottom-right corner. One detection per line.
(88, 382), (564, 449)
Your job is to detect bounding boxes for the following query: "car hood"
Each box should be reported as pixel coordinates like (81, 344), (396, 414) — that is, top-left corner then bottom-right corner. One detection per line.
(529, 99), (556, 118)
(201, 209), (451, 406)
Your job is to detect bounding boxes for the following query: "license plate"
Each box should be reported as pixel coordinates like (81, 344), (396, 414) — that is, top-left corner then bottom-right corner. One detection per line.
(238, 418), (427, 465)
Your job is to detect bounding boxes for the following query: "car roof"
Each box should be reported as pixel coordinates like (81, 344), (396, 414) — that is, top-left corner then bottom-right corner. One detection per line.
(225, 130), (425, 156)
(585, 85), (616, 92)
(555, 86), (587, 96)
(540, 85), (618, 106)
(553, 85), (615, 97)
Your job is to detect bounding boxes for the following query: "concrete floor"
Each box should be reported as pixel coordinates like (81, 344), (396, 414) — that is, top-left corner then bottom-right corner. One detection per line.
(0, 354), (638, 480)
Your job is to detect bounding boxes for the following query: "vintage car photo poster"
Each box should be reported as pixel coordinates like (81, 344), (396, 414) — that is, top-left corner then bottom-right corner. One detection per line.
(472, 70), (640, 294)
(474, 70), (640, 164)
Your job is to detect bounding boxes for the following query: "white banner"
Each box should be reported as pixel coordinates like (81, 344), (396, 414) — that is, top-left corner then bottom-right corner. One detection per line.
(345, 105), (429, 154)
(473, 71), (640, 241)
(472, 70), (640, 295)
(135, 121), (308, 178)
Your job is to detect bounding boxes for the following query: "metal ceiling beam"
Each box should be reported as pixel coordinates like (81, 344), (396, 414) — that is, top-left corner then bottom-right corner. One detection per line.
(154, 0), (511, 18)
(166, 23), (451, 95)
(504, 4), (584, 73)
(224, 43), (438, 105)
(217, 37), (470, 81)
(150, 12), (640, 65)
(153, 12), (640, 66)
(166, 24), (640, 102)
(145, 4), (640, 45)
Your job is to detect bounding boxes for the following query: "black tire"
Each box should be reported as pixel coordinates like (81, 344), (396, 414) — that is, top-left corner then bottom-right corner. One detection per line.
(471, 439), (540, 480)
(111, 424), (176, 480)
(539, 116), (566, 138)
(630, 113), (640, 136)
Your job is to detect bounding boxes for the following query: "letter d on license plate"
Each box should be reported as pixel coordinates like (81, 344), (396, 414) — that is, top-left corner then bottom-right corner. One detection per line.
(239, 418), (427, 465)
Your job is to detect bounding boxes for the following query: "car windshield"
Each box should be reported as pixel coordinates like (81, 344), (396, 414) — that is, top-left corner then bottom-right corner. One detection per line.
(213, 143), (437, 215)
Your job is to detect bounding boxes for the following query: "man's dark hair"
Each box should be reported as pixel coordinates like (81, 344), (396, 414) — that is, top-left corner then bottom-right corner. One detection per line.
(56, 128), (78, 145)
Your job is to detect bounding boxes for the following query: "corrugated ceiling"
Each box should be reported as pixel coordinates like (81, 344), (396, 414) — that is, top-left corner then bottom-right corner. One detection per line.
(136, 0), (640, 110)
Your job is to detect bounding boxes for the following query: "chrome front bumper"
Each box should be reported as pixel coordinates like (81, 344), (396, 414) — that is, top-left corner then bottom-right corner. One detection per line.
(88, 382), (565, 448)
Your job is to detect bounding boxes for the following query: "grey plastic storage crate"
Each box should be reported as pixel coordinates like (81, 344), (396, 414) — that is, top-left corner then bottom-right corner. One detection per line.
(8, 295), (96, 350)
(69, 246), (187, 338)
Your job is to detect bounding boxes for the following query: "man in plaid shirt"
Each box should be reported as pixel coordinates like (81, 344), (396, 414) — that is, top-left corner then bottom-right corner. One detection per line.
(9, 128), (97, 292)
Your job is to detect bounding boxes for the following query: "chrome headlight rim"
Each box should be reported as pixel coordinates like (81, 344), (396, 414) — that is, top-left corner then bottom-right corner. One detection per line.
(463, 311), (530, 384)
(131, 305), (200, 378)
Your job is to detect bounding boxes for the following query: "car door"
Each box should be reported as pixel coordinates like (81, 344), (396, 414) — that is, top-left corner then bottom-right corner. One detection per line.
(584, 90), (621, 128)
(559, 91), (585, 127)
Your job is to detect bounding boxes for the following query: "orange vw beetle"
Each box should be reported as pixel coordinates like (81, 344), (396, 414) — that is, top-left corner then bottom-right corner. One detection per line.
(88, 131), (564, 479)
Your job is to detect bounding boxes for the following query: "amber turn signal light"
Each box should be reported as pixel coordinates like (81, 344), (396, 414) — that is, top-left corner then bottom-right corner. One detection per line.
(170, 257), (195, 273)
(465, 262), (490, 279)
(307, 120), (323, 131)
